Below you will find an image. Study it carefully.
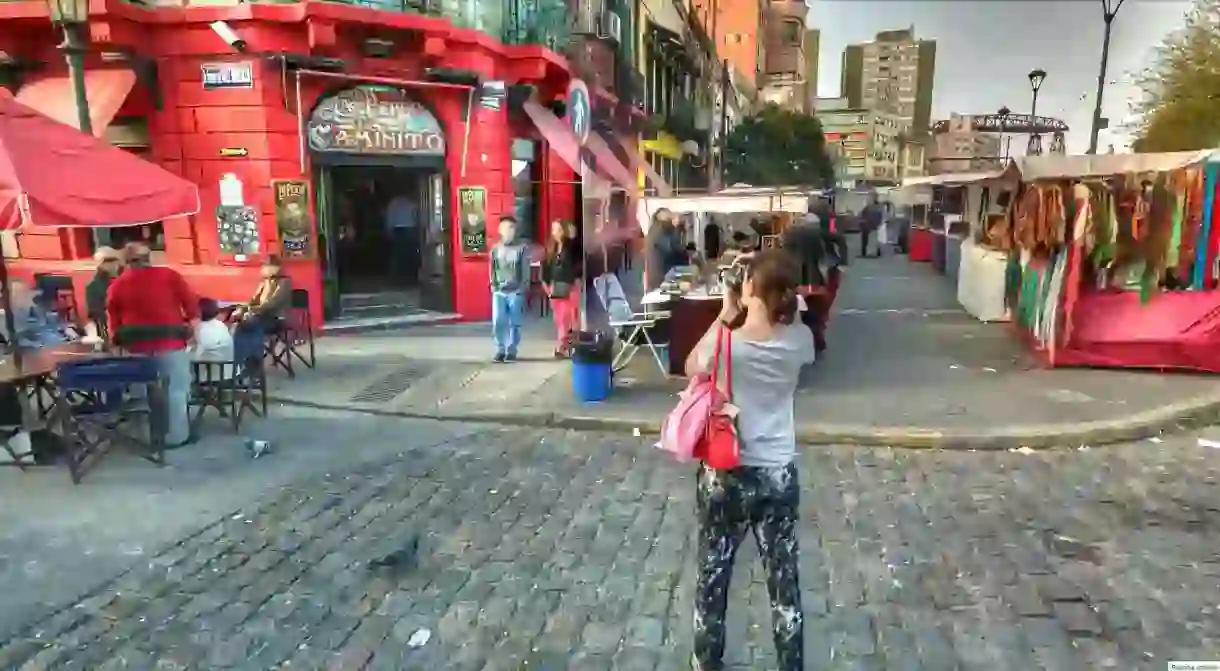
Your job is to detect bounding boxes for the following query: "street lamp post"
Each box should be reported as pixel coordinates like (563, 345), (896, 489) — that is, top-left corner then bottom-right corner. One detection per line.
(47, 0), (105, 246)
(1026, 69), (1046, 156)
(46, 0), (92, 135)
(1088, 0), (1125, 154)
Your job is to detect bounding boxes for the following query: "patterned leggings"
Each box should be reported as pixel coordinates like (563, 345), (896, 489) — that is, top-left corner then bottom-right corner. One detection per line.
(693, 462), (803, 670)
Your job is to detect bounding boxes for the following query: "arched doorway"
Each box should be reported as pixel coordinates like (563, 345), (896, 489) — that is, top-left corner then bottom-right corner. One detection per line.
(309, 85), (452, 318)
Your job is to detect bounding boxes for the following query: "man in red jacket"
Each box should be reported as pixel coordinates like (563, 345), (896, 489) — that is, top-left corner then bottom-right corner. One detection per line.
(107, 243), (200, 448)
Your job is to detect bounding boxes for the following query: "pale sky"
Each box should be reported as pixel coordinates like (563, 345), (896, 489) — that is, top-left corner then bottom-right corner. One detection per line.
(807, 0), (1193, 153)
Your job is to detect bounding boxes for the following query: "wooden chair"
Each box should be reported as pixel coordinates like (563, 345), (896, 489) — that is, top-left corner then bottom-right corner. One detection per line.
(266, 289), (316, 378)
(53, 357), (166, 484)
(190, 359), (267, 433)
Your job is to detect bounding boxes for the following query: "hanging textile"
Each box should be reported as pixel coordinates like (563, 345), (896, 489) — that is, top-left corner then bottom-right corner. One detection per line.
(1061, 184), (1091, 347)
(1166, 171), (1187, 271)
(1192, 162), (1217, 289)
(1177, 169), (1204, 282)
(1042, 252), (1067, 362)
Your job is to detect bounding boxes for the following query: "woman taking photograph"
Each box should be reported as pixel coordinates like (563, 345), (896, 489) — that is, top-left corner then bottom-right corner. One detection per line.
(541, 220), (582, 358)
(685, 249), (815, 671)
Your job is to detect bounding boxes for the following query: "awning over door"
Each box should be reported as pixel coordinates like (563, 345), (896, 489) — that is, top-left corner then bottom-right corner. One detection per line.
(16, 69), (137, 137)
(523, 100), (584, 175)
(585, 132), (639, 196)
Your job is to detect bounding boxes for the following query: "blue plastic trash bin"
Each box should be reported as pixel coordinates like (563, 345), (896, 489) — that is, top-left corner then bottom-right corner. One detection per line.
(571, 359), (612, 403)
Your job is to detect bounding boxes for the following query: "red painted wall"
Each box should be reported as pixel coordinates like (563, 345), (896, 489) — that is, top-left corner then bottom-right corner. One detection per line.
(0, 1), (574, 326)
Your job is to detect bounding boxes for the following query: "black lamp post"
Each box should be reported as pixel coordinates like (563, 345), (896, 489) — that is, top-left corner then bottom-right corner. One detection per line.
(46, 0), (92, 135)
(1026, 69), (1046, 156)
(47, 0), (108, 246)
(1088, 0), (1125, 154)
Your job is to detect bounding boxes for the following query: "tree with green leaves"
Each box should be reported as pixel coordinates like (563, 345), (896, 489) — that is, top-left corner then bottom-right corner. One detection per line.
(1131, 0), (1220, 152)
(723, 104), (836, 188)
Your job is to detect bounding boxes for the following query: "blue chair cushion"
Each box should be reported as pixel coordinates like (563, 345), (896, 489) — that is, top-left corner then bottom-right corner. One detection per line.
(56, 357), (160, 394)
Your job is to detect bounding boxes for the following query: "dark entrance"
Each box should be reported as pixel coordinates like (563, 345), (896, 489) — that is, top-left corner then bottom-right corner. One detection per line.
(307, 85), (453, 320)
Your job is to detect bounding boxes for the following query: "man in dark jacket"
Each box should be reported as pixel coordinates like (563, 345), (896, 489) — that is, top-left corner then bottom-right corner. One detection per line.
(84, 246), (123, 337)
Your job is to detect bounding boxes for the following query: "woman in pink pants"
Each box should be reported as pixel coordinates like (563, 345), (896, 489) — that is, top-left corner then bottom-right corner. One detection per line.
(542, 220), (583, 358)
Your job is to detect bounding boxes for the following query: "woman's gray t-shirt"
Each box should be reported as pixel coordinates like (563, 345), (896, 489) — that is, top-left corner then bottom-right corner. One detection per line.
(694, 323), (816, 468)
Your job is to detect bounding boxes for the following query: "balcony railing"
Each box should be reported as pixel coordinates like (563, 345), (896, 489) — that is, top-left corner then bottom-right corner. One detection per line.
(311, 0), (571, 50)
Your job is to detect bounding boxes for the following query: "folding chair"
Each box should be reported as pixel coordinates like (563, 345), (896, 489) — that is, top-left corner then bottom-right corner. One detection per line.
(53, 357), (166, 484)
(266, 289), (316, 378)
(592, 273), (670, 377)
(190, 360), (266, 433)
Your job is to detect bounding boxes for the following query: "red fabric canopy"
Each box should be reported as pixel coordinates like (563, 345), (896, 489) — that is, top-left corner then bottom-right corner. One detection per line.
(0, 89), (199, 231)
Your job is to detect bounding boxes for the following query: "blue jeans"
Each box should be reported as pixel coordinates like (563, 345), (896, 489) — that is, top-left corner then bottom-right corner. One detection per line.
(151, 348), (192, 445)
(491, 290), (524, 356)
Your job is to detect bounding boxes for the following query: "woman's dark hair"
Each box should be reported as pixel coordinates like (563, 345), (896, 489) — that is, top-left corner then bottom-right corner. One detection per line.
(199, 298), (220, 321)
(545, 221), (570, 262)
(746, 249), (800, 326)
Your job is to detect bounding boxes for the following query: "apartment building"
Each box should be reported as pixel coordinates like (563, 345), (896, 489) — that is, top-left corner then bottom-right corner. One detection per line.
(841, 26), (936, 137)
(805, 29), (820, 112)
(929, 114), (1003, 174)
(816, 106), (906, 186)
(689, 0), (763, 90)
(758, 0), (809, 112)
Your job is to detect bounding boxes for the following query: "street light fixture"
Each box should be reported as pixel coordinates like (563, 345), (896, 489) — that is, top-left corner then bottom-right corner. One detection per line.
(1088, 0), (1126, 154)
(1027, 69), (1046, 156)
(997, 106), (1011, 163)
(46, 0), (93, 135)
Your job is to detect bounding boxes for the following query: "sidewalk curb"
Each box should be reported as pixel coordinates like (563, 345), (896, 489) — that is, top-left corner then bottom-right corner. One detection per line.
(270, 391), (1220, 450)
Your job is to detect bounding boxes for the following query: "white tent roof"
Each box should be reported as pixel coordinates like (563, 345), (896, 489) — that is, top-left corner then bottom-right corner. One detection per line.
(901, 171), (1008, 187)
(1006, 149), (1217, 181)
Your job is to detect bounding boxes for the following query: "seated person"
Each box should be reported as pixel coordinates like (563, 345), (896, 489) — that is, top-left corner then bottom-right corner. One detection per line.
(191, 298), (234, 364)
(231, 255), (293, 334)
(4, 281), (77, 348)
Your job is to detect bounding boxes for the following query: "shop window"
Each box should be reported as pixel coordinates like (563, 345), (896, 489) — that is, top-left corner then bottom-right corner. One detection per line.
(511, 138), (542, 240)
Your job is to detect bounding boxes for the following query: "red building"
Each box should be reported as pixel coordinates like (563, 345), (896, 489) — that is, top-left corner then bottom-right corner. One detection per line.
(0, 0), (642, 326)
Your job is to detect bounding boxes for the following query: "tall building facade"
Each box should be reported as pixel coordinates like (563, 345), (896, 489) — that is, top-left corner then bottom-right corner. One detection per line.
(816, 105), (905, 186)
(758, 0), (808, 112)
(841, 27), (935, 137)
(690, 0), (763, 89)
(929, 114), (1003, 175)
(804, 28), (820, 112)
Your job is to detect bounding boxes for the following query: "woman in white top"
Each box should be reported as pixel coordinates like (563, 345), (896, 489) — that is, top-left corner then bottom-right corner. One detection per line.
(191, 298), (234, 364)
(685, 249), (816, 671)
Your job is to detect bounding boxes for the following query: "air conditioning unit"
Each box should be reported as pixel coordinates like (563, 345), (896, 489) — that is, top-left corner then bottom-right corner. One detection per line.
(572, 7), (598, 35)
(598, 12), (622, 43)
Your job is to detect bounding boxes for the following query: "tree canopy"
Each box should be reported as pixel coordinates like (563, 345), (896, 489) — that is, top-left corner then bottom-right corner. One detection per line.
(1131, 0), (1220, 152)
(723, 104), (836, 188)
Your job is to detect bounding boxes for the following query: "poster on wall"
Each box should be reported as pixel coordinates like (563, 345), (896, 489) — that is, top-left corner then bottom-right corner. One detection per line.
(215, 205), (260, 255)
(458, 187), (487, 255)
(272, 180), (312, 258)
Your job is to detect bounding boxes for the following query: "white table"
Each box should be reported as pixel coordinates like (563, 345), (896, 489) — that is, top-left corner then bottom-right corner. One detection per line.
(640, 288), (722, 306)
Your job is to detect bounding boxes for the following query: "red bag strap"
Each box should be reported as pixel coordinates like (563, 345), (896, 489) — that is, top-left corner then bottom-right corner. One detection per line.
(710, 325), (732, 402)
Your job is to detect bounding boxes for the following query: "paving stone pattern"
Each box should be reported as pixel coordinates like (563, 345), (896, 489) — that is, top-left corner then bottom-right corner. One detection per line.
(2, 429), (1219, 669)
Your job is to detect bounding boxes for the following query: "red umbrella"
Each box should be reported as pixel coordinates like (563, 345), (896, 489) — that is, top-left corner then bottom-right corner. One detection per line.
(0, 88), (199, 230)
(0, 88), (200, 368)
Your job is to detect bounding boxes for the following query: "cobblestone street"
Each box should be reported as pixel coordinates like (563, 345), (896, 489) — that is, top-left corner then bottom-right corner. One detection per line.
(2, 419), (1219, 669)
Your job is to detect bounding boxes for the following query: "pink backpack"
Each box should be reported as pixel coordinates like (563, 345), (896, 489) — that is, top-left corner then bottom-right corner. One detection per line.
(659, 327), (732, 462)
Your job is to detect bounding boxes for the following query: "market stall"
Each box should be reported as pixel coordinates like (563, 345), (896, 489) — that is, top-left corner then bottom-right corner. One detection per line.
(998, 149), (1220, 371)
(636, 191), (816, 375)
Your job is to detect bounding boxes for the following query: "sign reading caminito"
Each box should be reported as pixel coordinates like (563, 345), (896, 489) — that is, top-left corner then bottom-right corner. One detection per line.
(307, 86), (446, 156)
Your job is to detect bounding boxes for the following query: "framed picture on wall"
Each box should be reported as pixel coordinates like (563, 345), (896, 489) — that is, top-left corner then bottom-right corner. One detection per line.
(458, 186), (487, 255)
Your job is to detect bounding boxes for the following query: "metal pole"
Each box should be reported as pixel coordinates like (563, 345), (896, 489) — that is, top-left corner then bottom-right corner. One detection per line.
(62, 25), (107, 247)
(295, 72), (306, 174)
(719, 58), (729, 183)
(1088, 13), (1116, 154)
(459, 87), (475, 178)
(705, 0), (719, 192)
(1027, 88), (1041, 156)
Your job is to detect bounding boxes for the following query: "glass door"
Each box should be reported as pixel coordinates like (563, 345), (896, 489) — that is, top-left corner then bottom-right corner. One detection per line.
(418, 171), (454, 312)
(314, 165), (341, 320)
